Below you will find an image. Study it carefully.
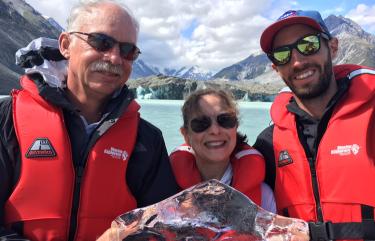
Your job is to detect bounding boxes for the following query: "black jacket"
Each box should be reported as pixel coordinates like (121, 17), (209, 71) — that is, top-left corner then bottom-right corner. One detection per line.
(0, 73), (180, 240)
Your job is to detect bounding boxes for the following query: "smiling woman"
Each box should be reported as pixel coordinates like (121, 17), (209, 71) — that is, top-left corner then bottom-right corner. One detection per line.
(168, 88), (276, 213)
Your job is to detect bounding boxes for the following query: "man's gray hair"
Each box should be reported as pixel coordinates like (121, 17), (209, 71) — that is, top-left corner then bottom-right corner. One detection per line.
(66, 0), (139, 38)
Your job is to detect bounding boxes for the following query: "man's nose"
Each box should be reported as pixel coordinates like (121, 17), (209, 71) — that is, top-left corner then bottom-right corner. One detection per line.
(289, 48), (308, 67)
(103, 44), (123, 65)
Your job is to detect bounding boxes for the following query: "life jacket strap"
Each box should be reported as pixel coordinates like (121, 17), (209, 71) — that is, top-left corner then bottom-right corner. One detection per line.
(309, 204), (375, 240)
(362, 204), (375, 241)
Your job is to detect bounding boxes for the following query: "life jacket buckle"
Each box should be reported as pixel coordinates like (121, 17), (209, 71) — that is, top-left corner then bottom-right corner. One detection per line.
(308, 221), (333, 241)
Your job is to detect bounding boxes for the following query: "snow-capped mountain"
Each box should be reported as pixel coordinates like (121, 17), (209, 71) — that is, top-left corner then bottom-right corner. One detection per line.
(0, 0), (62, 94)
(153, 66), (189, 77)
(43, 16), (65, 33)
(162, 67), (183, 76)
(179, 65), (213, 81)
(172, 66), (189, 77)
(131, 61), (213, 81)
(130, 59), (158, 79)
(325, 15), (375, 67)
(213, 53), (269, 81)
(325, 15), (375, 45)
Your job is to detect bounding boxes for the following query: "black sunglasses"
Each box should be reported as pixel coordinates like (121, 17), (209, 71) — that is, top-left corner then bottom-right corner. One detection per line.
(69, 31), (141, 61)
(190, 113), (238, 133)
(268, 33), (330, 66)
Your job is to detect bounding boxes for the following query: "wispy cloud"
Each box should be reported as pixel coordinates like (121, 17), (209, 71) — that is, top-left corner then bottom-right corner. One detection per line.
(321, 6), (345, 16)
(346, 3), (375, 33)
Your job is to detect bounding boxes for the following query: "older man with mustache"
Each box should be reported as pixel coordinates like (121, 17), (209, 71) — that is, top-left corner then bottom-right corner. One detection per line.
(0, 0), (179, 240)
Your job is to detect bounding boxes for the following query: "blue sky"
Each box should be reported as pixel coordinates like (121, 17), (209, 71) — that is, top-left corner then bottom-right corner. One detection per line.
(25, 0), (375, 72)
(297, 0), (375, 17)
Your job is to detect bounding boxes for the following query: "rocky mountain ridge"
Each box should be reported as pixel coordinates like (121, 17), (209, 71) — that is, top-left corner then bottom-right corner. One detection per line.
(0, 0), (61, 93)
(325, 15), (375, 67)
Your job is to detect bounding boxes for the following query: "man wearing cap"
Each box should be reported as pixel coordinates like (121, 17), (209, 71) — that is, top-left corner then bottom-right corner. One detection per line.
(254, 10), (375, 241)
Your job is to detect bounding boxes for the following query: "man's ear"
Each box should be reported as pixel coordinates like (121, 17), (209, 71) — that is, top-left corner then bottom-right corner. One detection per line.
(328, 37), (339, 60)
(59, 32), (71, 59)
(271, 63), (279, 72)
(180, 127), (191, 145)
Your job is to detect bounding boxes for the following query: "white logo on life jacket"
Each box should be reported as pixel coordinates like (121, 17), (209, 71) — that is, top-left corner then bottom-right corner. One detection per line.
(26, 138), (56, 158)
(330, 144), (360, 156)
(104, 147), (128, 161)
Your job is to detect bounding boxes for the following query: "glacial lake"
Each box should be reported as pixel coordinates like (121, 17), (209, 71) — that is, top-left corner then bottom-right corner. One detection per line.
(137, 99), (272, 153)
(0, 96), (272, 154)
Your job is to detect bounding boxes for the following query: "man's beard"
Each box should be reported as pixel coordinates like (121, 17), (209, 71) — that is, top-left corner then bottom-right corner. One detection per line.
(283, 53), (334, 100)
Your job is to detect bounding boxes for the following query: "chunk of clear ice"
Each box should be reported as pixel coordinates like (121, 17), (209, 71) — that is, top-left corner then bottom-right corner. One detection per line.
(113, 179), (309, 240)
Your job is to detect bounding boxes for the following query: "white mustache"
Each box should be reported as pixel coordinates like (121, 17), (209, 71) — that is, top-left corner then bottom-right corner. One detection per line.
(90, 61), (124, 76)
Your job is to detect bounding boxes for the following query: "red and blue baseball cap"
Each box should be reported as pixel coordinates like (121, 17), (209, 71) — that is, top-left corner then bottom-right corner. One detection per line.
(260, 10), (332, 53)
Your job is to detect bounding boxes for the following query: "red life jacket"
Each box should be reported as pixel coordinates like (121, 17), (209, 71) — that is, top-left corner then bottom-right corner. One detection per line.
(271, 64), (375, 240)
(5, 76), (139, 241)
(170, 143), (265, 205)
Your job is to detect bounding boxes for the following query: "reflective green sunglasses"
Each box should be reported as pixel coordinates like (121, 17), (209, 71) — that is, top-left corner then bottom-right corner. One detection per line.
(268, 33), (330, 66)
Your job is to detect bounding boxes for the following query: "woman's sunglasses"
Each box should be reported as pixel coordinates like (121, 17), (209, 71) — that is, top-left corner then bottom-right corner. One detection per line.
(69, 32), (141, 61)
(268, 33), (330, 66)
(190, 113), (238, 133)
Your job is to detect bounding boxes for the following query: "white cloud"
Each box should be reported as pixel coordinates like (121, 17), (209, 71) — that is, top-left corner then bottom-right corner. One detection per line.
(321, 6), (345, 17)
(346, 4), (375, 33)
(124, 0), (287, 72)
